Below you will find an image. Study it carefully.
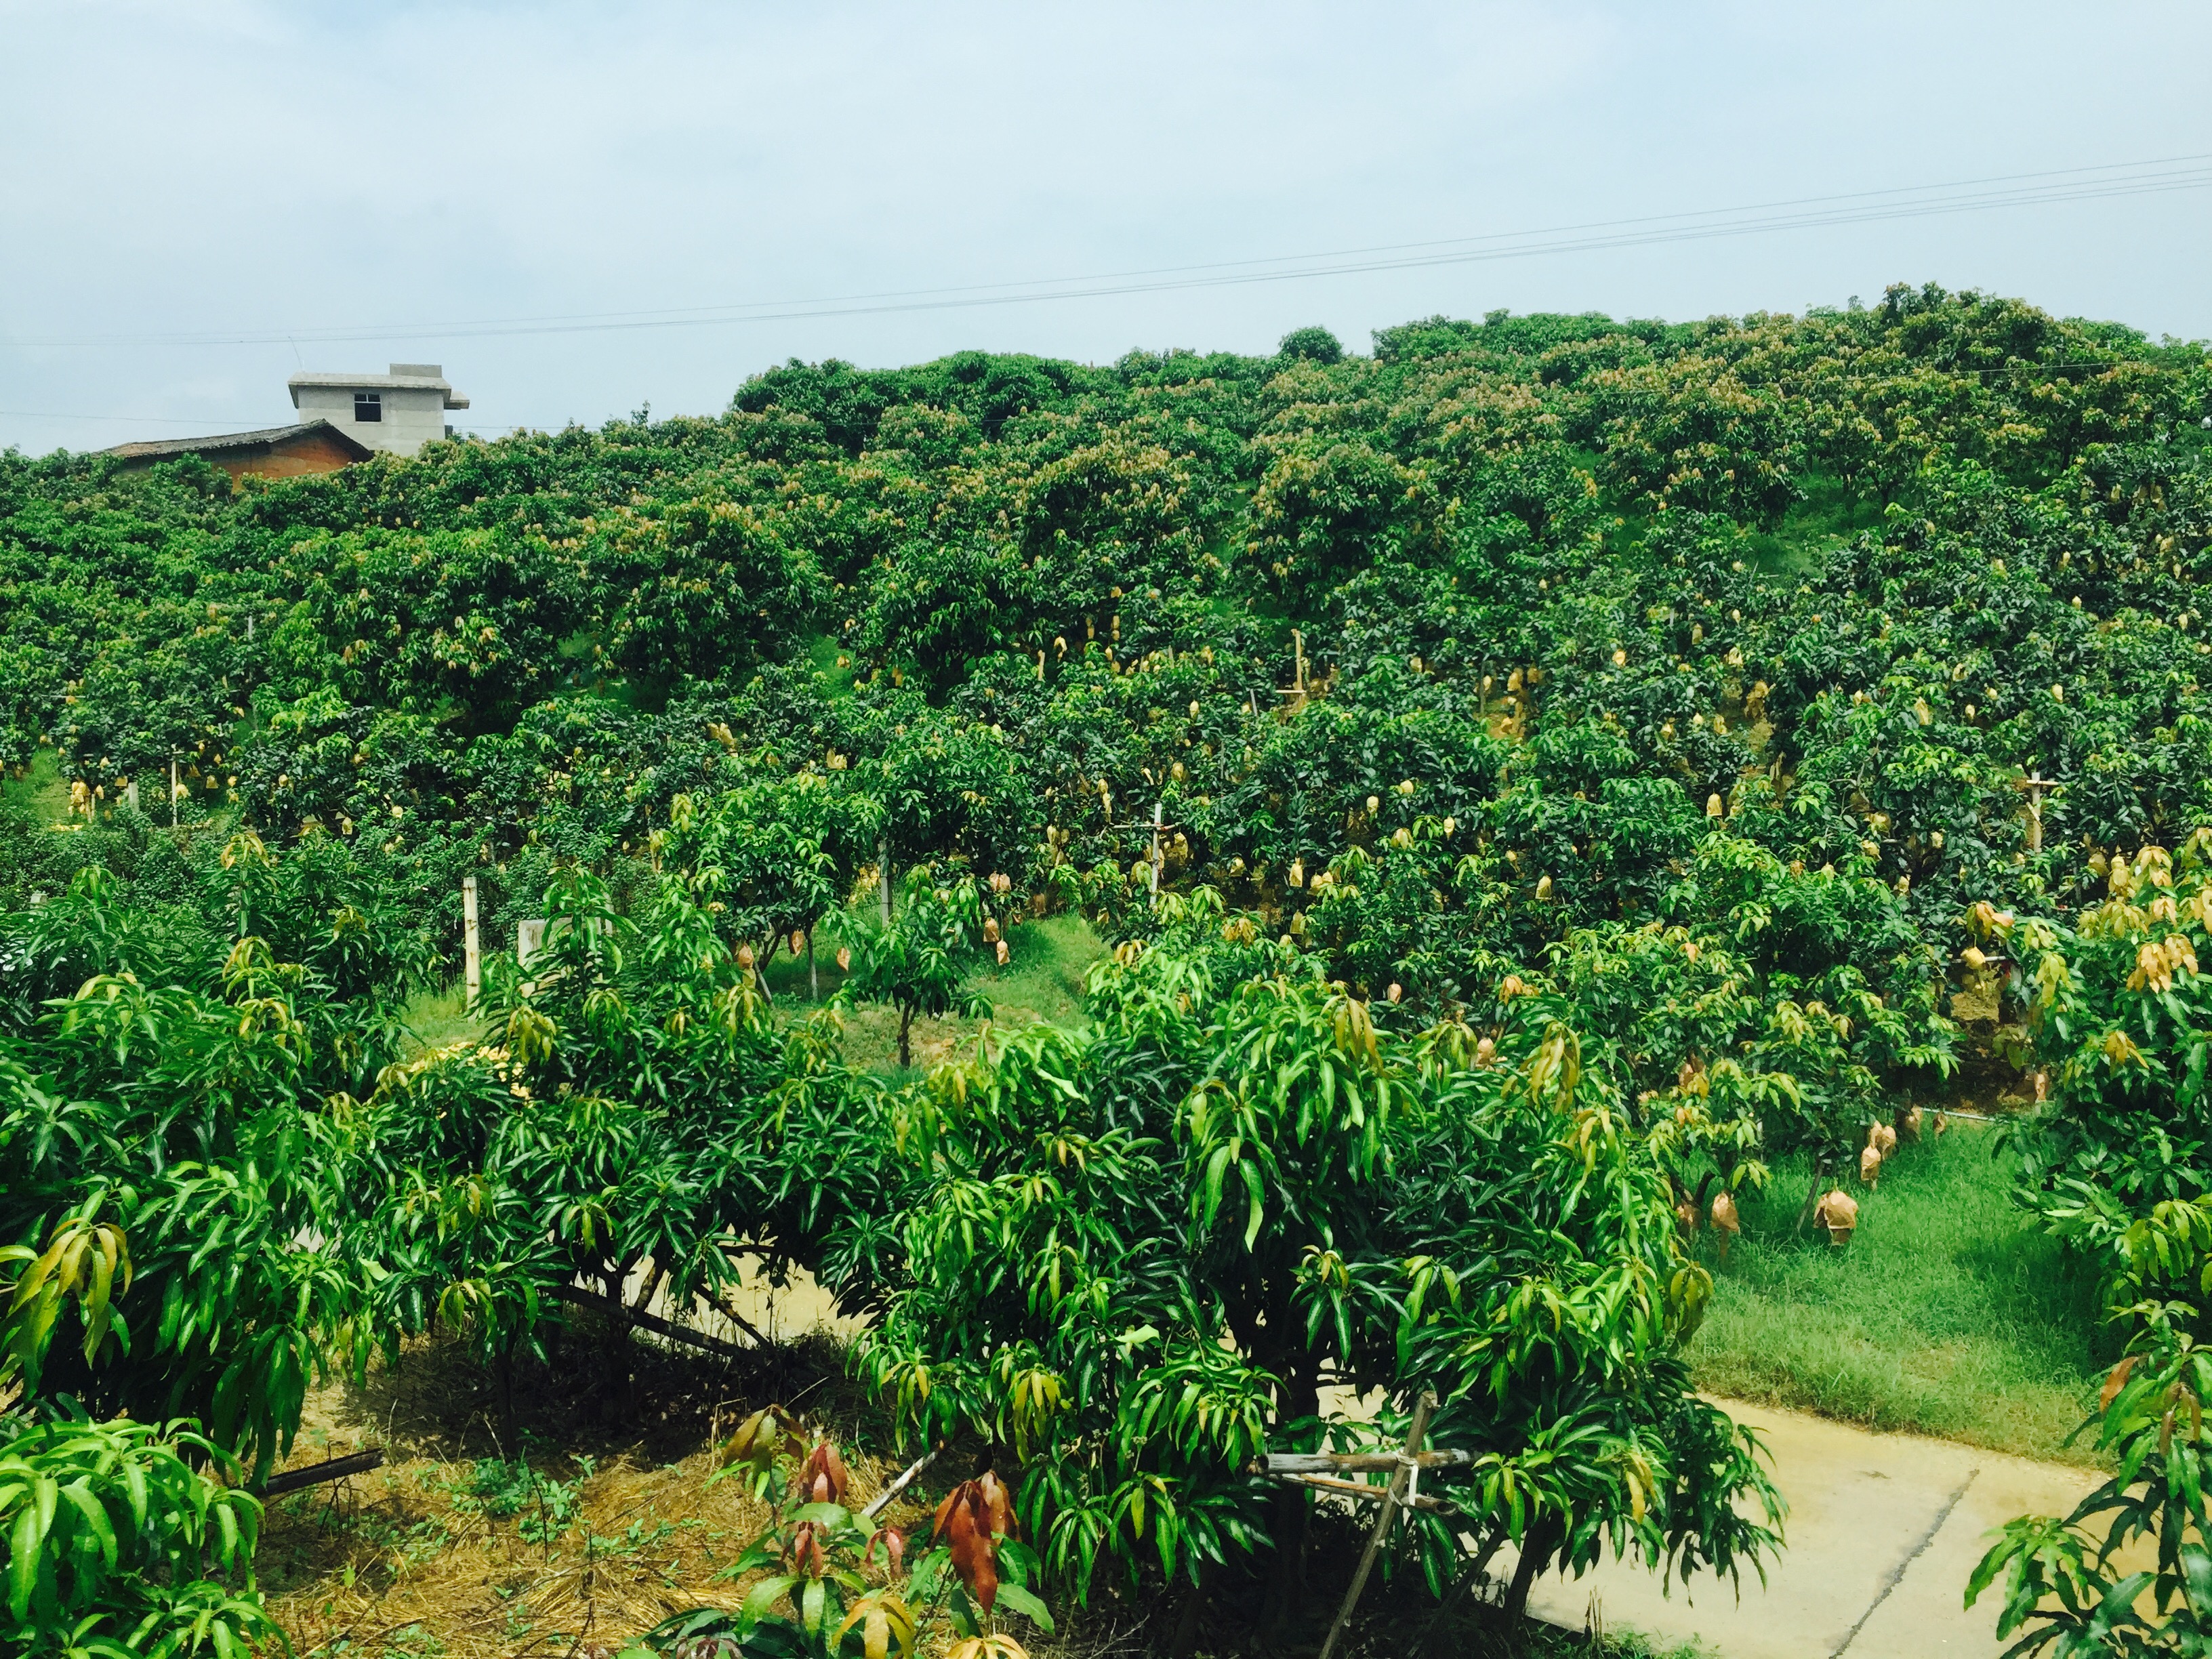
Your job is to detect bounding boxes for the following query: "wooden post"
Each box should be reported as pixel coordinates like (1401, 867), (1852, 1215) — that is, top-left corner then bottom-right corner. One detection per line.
(2014, 776), (2054, 853)
(462, 876), (481, 1009)
(1317, 1392), (1437, 1659)
(125, 777), (139, 813)
(1276, 631), (1312, 714)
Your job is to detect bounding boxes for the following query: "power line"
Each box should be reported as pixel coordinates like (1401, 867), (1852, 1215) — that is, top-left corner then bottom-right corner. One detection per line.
(0, 409), (272, 425)
(18, 153), (2212, 350)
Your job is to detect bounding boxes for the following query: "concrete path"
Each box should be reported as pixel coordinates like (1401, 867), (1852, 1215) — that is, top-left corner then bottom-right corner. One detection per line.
(1504, 1399), (2106, 1658)
(620, 1283), (2105, 1658)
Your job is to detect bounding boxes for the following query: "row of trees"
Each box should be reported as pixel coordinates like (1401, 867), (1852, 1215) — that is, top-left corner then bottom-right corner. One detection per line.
(1, 829), (1790, 1652)
(7, 288), (2209, 994)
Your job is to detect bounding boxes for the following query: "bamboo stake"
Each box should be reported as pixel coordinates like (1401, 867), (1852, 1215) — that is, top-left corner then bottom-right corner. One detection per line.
(1317, 1391), (1436, 1659)
(2014, 775), (2055, 853)
(861, 1443), (945, 1520)
(1284, 1471), (1448, 1513)
(1261, 1450), (1471, 1474)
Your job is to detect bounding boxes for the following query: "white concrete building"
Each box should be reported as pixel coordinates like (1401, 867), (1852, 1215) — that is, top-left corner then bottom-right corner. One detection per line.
(286, 363), (469, 458)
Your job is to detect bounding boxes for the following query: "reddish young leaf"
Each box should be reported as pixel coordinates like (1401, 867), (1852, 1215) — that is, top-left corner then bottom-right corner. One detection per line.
(2103, 1353), (2142, 1411)
(932, 1478), (1010, 1610)
(975, 1471), (1018, 1540)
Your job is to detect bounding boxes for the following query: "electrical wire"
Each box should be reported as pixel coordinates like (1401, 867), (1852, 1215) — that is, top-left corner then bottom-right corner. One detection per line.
(0, 409), (274, 425)
(20, 152), (2212, 350)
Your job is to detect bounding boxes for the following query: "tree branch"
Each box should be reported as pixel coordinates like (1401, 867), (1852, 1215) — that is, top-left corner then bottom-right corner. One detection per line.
(550, 1282), (758, 1362)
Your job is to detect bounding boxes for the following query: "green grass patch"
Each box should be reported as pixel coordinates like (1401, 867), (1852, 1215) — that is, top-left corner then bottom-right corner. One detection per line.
(805, 630), (859, 701)
(1687, 1120), (2115, 1464)
(400, 982), (483, 1057)
(973, 912), (1109, 1026)
(4, 749), (71, 826)
(1740, 470), (1873, 580)
(766, 910), (1107, 1078)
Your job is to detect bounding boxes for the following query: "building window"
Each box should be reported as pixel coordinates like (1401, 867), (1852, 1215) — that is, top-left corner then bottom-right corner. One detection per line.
(354, 392), (382, 422)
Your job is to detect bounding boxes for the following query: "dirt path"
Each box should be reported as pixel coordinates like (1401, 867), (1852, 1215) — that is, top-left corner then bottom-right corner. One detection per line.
(1504, 1398), (2105, 1658)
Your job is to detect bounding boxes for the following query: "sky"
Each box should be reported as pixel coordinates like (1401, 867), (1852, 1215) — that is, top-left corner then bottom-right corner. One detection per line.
(3, 0), (2209, 457)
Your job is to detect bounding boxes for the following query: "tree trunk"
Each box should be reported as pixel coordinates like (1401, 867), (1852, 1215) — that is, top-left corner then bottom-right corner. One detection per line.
(495, 1330), (519, 1453)
(1263, 1354), (1324, 1636)
(600, 1252), (644, 1399)
(630, 1261), (668, 1324)
(897, 1006), (913, 1069)
(1503, 1515), (1563, 1622)
(1169, 1566), (1210, 1659)
(1796, 1169), (1826, 1233)
(1424, 1532), (1508, 1652)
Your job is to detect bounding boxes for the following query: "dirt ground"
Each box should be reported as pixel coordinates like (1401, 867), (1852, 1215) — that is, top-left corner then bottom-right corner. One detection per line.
(257, 1315), (1604, 1659)
(262, 1319), (908, 1659)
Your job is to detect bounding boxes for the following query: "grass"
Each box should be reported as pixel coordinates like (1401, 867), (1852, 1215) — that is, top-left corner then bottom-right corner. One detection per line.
(1737, 469), (1875, 581)
(764, 909), (1107, 1076)
(1686, 1118), (2115, 1463)
(399, 982), (484, 1056)
(397, 910), (1105, 1071)
(3, 748), (70, 825)
(262, 1324), (893, 1659)
(804, 628), (860, 701)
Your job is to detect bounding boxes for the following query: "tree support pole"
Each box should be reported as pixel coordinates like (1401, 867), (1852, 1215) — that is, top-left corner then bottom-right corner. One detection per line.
(1317, 1391), (1435, 1659)
(861, 1443), (944, 1519)
(549, 1282), (764, 1360)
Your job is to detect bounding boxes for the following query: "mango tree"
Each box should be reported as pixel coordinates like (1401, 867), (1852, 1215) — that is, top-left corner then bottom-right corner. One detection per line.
(854, 890), (1779, 1643)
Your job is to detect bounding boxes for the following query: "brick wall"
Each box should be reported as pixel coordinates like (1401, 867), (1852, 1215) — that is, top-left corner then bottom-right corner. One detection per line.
(216, 429), (365, 482)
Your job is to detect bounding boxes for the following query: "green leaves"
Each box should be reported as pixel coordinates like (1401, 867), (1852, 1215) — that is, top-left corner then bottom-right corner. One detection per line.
(1, 1200), (131, 1391)
(0, 1412), (272, 1656)
(1969, 1328), (2212, 1654)
(858, 921), (1780, 1608)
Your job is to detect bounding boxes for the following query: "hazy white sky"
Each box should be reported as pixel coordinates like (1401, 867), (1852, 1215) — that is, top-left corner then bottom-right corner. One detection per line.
(4, 0), (2209, 455)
